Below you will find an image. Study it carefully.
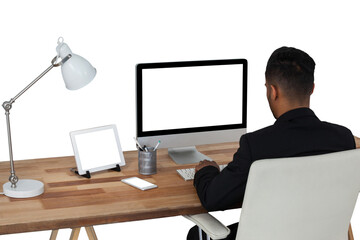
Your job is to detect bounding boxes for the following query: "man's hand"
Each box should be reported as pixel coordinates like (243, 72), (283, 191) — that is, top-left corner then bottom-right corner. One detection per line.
(195, 159), (220, 173)
(354, 136), (360, 149)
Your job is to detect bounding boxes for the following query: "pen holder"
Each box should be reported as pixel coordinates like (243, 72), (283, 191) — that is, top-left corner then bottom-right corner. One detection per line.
(138, 147), (157, 175)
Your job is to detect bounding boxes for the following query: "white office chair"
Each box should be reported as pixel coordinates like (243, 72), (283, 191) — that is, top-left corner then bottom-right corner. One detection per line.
(184, 149), (360, 240)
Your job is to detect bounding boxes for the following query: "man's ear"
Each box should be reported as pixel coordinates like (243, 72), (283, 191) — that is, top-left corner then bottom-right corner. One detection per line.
(310, 83), (315, 95)
(270, 84), (278, 100)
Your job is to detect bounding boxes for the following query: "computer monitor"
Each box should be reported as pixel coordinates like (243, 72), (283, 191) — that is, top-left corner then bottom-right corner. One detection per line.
(136, 59), (247, 164)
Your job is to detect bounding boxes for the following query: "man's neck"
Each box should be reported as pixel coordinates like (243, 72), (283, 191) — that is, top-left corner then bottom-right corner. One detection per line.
(275, 101), (310, 119)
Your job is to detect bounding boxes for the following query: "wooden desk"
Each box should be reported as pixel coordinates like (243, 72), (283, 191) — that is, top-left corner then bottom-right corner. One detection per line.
(0, 142), (238, 235)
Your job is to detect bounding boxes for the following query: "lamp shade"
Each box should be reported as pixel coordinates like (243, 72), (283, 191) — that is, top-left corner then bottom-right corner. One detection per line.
(56, 38), (96, 90)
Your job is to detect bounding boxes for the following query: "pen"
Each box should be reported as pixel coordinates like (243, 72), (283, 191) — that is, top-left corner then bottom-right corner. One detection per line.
(133, 137), (145, 151)
(153, 140), (161, 151)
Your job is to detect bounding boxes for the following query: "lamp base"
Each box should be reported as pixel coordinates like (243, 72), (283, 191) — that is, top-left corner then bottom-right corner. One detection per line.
(3, 179), (44, 198)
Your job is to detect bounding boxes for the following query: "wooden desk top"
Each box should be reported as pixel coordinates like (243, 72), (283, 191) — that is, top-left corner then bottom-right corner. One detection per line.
(0, 142), (238, 235)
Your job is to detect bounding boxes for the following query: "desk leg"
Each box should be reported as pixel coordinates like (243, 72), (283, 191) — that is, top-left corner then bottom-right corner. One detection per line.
(70, 228), (81, 240)
(49, 226), (97, 240)
(85, 226), (98, 240)
(50, 230), (59, 240)
(348, 223), (354, 240)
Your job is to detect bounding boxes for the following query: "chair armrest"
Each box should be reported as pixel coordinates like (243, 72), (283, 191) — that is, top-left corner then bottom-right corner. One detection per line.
(183, 213), (230, 240)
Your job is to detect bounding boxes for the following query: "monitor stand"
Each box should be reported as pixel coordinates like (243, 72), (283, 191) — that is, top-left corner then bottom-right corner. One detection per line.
(168, 146), (212, 165)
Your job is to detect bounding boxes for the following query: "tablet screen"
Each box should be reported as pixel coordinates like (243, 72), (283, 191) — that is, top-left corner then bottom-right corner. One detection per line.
(70, 125), (125, 175)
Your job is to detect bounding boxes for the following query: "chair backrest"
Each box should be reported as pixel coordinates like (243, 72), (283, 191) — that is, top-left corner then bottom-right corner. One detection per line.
(236, 149), (360, 240)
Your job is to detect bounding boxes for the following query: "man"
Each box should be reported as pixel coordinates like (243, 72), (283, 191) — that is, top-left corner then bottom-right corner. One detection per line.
(187, 46), (359, 240)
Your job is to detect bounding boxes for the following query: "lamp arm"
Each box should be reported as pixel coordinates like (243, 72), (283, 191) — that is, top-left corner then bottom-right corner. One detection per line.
(3, 54), (71, 109)
(2, 54), (71, 188)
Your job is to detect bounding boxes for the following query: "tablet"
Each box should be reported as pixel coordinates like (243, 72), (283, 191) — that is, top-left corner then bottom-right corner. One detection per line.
(121, 177), (157, 190)
(70, 125), (126, 175)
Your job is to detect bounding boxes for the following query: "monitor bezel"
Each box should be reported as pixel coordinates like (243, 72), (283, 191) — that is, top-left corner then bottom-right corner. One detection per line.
(136, 59), (247, 138)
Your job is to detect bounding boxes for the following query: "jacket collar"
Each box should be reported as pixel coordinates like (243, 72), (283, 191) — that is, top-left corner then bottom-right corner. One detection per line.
(275, 107), (318, 125)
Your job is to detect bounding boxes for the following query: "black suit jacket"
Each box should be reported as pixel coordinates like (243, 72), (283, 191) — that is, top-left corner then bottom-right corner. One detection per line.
(194, 108), (355, 211)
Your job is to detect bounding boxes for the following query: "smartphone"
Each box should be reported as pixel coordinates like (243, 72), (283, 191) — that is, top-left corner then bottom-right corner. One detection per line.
(121, 177), (157, 191)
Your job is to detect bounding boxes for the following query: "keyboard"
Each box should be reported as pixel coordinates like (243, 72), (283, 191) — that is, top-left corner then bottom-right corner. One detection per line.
(177, 164), (228, 181)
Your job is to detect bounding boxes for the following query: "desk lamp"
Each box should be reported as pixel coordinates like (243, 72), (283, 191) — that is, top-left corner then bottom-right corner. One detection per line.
(2, 37), (96, 198)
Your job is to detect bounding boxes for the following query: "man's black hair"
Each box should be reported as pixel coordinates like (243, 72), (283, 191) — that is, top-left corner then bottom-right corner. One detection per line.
(265, 46), (316, 101)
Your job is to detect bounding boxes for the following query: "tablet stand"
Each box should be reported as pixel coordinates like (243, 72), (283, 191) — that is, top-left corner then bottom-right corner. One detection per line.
(74, 164), (121, 179)
(74, 170), (91, 179)
(110, 164), (121, 172)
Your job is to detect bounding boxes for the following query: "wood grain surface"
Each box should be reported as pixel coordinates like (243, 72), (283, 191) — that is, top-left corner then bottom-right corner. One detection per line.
(0, 142), (239, 235)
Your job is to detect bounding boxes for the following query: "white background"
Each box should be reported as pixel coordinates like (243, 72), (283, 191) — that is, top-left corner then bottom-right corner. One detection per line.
(0, 0), (359, 239)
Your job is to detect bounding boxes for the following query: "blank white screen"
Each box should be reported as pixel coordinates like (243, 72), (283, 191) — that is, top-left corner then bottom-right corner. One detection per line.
(142, 64), (243, 132)
(74, 129), (122, 171)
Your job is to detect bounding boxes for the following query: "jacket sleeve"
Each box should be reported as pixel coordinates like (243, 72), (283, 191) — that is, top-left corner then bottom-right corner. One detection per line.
(193, 134), (253, 211)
